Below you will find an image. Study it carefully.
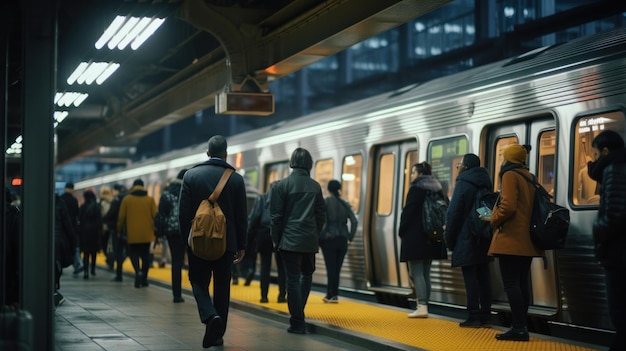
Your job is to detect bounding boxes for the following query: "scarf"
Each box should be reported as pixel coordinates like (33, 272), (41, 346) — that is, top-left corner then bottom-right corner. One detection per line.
(587, 147), (626, 183)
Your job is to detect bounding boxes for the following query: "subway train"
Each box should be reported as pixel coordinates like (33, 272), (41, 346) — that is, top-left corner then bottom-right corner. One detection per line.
(74, 27), (626, 339)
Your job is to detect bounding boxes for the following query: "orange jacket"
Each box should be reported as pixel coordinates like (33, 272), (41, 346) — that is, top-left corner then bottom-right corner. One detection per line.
(117, 185), (157, 244)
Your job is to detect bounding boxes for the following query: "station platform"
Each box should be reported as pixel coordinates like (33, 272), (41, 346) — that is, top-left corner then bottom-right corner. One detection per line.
(54, 254), (608, 351)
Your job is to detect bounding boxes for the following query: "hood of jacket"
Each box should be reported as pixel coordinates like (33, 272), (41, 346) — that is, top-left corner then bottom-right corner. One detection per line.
(129, 185), (148, 196)
(413, 174), (442, 192)
(457, 167), (492, 189)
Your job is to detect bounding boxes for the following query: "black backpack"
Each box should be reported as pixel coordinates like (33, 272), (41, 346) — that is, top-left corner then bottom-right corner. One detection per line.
(422, 190), (448, 244)
(511, 169), (570, 250)
(469, 187), (499, 241)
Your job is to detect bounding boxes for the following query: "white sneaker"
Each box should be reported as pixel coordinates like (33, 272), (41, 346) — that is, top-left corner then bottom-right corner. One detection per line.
(407, 304), (428, 318)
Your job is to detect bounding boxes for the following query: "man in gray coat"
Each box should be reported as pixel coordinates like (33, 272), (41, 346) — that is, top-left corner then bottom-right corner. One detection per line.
(270, 147), (326, 334)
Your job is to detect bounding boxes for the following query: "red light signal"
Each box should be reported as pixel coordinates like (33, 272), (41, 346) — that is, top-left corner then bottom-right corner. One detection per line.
(11, 178), (23, 186)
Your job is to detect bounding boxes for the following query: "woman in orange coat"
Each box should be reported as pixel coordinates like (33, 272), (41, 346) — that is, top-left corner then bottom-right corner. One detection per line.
(488, 144), (543, 341)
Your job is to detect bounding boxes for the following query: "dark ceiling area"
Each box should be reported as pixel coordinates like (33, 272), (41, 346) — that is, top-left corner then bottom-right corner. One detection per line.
(3, 0), (452, 173)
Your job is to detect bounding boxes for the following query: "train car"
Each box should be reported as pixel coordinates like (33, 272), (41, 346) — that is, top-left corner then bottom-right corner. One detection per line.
(73, 27), (626, 338)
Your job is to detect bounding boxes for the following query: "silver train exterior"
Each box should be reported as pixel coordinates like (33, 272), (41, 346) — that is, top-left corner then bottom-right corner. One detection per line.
(74, 27), (626, 336)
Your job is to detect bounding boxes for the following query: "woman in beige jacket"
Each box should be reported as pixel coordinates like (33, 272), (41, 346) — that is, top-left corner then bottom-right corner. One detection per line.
(488, 144), (543, 341)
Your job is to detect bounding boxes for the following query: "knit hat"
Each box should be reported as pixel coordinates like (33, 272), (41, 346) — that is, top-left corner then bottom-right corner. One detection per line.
(503, 144), (528, 165)
(462, 154), (480, 169)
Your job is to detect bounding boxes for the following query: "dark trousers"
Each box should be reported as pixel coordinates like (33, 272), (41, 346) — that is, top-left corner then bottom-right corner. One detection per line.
(82, 251), (97, 276)
(188, 248), (233, 326)
(128, 243), (151, 278)
(320, 236), (348, 298)
(259, 249), (285, 300)
(281, 250), (315, 329)
(605, 267), (626, 350)
(112, 234), (128, 278)
(461, 262), (492, 322)
(167, 233), (186, 299)
(498, 255), (532, 329)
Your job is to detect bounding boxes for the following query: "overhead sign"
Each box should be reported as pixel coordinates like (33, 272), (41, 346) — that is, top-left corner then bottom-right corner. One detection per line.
(215, 92), (274, 116)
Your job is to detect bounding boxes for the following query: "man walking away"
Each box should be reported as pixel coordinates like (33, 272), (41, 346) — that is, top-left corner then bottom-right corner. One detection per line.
(179, 135), (248, 348)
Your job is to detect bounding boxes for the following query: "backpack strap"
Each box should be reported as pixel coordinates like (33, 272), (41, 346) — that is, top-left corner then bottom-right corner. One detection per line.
(510, 169), (551, 199)
(208, 168), (234, 203)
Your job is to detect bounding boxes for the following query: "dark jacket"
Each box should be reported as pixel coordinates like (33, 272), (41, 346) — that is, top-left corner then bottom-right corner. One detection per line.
(322, 195), (358, 242)
(444, 167), (493, 267)
(589, 147), (626, 267)
(179, 158), (248, 255)
(399, 175), (448, 261)
(157, 179), (183, 237)
(103, 191), (127, 235)
(55, 194), (76, 268)
(248, 192), (273, 254)
(79, 193), (103, 253)
(60, 191), (79, 239)
(270, 168), (326, 253)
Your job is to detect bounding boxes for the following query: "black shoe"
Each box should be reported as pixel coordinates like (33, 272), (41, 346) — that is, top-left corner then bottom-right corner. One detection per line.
(83, 274), (89, 280)
(73, 266), (84, 275)
(244, 271), (254, 286)
(54, 292), (65, 307)
(459, 319), (481, 328)
(173, 297), (185, 303)
(277, 296), (287, 303)
(141, 278), (149, 287)
(203, 315), (224, 348)
(232, 277), (239, 285)
(212, 337), (223, 346)
(287, 326), (306, 334)
(111, 276), (122, 282)
(91, 269), (96, 276)
(260, 297), (268, 303)
(495, 328), (529, 341)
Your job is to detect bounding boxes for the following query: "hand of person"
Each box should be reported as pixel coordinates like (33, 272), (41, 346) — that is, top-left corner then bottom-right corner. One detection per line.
(233, 249), (245, 264)
(478, 215), (491, 222)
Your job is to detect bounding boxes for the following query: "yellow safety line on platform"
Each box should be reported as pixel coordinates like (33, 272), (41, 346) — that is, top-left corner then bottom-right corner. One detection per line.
(96, 253), (599, 351)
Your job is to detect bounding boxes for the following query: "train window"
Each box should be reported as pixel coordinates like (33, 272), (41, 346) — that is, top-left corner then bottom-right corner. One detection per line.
(537, 130), (555, 199)
(428, 136), (468, 198)
(572, 111), (626, 206)
(376, 153), (395, 215)
(403, 150), (418, 207)
(342, 154), (363, 213)
(265, 162), (289, 188)
(493, 136), (519, 191)
(314, 159), (334, 198)
(244, 168), (259, 191)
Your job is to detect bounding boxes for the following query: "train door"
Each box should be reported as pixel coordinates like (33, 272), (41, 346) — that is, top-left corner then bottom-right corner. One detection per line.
(368, 141), (417, 294)
(487, 119), (560, 315)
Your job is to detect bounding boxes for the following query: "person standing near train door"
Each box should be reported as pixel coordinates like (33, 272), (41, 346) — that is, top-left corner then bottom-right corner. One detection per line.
(319, 179), (357, 304)
(443, 154), (493, 328)
(488, 144), (542, 342)
(270, 147), (326, 334)
(587, 130), (626, 351)
(399, 161), (448, 318)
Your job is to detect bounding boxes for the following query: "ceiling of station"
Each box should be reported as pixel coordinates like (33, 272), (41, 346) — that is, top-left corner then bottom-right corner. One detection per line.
(4, 0), (452, 167)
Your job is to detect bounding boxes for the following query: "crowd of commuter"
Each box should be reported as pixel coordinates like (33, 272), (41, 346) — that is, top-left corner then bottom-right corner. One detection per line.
(40, 133), (623, 350)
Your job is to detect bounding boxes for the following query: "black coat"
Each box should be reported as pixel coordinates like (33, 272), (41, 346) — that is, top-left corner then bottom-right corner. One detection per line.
(79, 198), (103, 254)
(270, 168), (326, 253)
(444, 167), (493, 267)
(179, 158), (248, 255)
(248, 192), (273, 254)
(589, 148), (626, 268)
(399, 175), (448, 261)
(55, 194), (76, 268)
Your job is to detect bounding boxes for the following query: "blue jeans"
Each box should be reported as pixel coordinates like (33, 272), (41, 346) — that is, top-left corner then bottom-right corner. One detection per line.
(280, 251), (315, 329)
(188, 248), (234, 326)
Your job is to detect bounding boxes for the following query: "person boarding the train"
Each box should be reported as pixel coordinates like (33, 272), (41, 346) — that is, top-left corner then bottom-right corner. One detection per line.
(443, 154), (493, 327)
(587, 130), (626, 351)
(179, 135), (248, 348)
(399, 161), (448, 318)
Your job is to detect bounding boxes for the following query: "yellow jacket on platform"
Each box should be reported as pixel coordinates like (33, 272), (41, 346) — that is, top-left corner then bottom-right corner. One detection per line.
(117, 185), (157, 244)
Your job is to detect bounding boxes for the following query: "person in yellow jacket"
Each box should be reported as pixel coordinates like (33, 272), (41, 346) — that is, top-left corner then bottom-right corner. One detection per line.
(117, 178), (158, 288)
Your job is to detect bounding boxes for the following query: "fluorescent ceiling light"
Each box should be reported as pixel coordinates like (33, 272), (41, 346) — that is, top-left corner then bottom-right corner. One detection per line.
(55, 92), (89, 107)
(95, 15), (165, 51)
(54, 111), (69, 123)
(67, 62), (119, 85)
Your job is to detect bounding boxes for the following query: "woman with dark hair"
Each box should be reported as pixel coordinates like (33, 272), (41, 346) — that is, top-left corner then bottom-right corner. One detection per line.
(270, 147), (325, 334)
(399, 161), (447, 318)
(587, 130), (626, 350)
(79, 189), (103, 279)
(319, 179), (358, 303)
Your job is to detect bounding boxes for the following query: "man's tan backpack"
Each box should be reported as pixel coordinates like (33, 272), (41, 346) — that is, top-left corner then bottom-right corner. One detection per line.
(188, 168), (233, 260)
